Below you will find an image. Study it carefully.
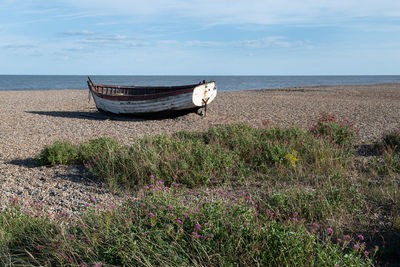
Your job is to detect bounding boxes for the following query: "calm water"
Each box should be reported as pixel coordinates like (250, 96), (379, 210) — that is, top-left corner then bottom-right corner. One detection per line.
(1, 75), (400, 92)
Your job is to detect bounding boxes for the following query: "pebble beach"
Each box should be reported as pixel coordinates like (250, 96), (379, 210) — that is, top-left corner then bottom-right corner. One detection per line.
(1, 83), (400, 214)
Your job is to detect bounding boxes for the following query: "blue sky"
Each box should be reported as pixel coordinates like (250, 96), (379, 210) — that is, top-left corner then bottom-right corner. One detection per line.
(1, 0), (399, 75)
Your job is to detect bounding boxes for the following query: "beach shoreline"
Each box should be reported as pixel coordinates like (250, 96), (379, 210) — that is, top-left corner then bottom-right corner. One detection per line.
(1, 83), (400, 213)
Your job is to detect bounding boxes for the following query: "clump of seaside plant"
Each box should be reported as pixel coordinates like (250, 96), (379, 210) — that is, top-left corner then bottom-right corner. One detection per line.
(382, 130), (400, 153)
(0, 185), (374, 266)
(36, 140), (78, 165)
(310, 113), (356, 149)
(36, 123), (355, 190)
(381, 130), (400, 174)
(370, 130), (400, 175)
(36, 137), (120, 166)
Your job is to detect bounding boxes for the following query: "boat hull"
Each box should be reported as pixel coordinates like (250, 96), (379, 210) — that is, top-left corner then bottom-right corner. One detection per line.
(88, 79), (217, 116)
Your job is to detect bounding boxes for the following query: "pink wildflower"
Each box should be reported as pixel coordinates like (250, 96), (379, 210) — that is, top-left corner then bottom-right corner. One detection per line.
(326, 228), (334, 235)
(194, 223), (201, 231)
(358, 234), (364, 241)
(192, 232), (202, 238)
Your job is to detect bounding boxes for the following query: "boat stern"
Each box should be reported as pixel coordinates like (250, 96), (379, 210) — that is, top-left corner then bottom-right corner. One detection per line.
(192, 81), (217, 107)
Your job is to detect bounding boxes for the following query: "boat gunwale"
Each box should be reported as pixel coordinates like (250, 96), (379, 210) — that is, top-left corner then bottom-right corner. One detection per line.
(92, 83), (205, 90)
(89, 86), (195, 101)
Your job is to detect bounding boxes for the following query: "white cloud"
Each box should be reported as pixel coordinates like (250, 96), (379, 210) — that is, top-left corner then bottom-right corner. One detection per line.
(59, 31), (152, 51)
(182, 37), (312, 49)
(238, 37), (290, 48)
(58, 30), (312, 51)
(236, 36), (314, 50)
(61, 30), (97, 36)
(61, 0), (400, 24)
(185, 40), (222, 47)
(0, 43), (37, 50)
(18, 8), (59, 14)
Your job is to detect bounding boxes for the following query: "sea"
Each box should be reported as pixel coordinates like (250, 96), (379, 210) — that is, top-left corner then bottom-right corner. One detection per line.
(0, 75), (400, 92)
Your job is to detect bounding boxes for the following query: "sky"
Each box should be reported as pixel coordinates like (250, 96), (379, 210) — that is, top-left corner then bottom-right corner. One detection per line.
(0, 0), (399, 75)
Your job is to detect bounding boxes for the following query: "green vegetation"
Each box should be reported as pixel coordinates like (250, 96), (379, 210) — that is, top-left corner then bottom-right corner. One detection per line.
(382, 130), (400, 154)
(310, 113), (356, 149)
(366, 130), (400, 176)
(36, 122), (354, 189)
(1, 185), (372, 266)
(36, 140), (78, 166)
(1, 115), (399, 265)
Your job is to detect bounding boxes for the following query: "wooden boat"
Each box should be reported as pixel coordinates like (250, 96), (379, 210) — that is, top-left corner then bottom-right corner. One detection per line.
(87, 77), (217, 116)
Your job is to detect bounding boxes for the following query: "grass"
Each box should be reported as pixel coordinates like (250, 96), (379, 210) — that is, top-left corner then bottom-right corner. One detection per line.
(368, 129), (400, 176)
(1, 114), (399, 265)
(0, 184), (373, 266)
(36, 121), (355, 189)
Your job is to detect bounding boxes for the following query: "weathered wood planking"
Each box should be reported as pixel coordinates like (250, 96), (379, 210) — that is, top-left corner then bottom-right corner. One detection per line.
(87, 77), (217, 116)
